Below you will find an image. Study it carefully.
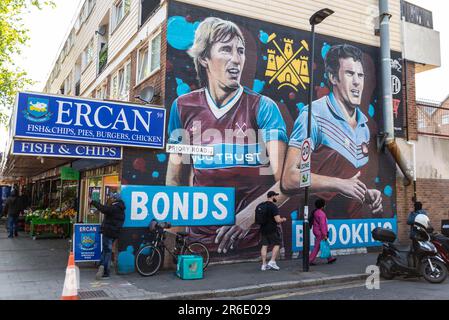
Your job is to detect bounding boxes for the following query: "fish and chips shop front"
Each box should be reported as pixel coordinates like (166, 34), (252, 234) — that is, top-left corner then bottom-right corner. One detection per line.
(0, 91), (166, 267)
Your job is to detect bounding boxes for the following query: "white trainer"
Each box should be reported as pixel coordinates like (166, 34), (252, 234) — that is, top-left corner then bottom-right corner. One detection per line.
(261, 264), (269, 271)
(268, 261), (280, 271)
(96, 265), (104, 280)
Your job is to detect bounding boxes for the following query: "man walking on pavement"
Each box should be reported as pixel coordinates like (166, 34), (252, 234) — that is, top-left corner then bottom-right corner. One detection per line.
(260, 191), (287, 271)
(90, 192), (125, 280)
(2, 189), (22, 238)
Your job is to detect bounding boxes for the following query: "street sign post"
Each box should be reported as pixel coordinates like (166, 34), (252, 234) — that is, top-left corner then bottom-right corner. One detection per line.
(299, 138), (311, 188)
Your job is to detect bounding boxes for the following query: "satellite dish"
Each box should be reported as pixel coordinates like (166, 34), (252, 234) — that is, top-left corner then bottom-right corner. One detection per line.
(96, 25), (107, 36)
(135, 86), (156, 104)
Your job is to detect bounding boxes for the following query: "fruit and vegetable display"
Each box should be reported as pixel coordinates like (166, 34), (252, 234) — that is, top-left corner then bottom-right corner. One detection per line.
(25, 208), (76, 220)
(25, 208), (76, 239)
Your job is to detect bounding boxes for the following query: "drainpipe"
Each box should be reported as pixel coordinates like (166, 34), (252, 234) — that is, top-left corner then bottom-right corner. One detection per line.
(406, 140), (417, 201)
(379, 0), (412, 186)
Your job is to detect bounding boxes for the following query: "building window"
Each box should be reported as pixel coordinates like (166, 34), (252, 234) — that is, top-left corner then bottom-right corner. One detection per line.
(88, 0), (96, 13)
(82, 38), (94, 71)
(96, 83), (108, 100)
(111, 61), (131, 101)
(74, 16), (81, 33)
(64, 72), (73, 95)
(418, 119), (425, 129)
(67, 29), (75, 52)
(75, 0), (95, 33)
(136, 32), (161, 84)
(112, 0), (131, 31)
(442, 114), (449, 125)
(140, 0), (160, 26)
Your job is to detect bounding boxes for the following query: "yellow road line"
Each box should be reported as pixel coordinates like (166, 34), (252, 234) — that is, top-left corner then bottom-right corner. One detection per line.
(256, 281), (397, 300)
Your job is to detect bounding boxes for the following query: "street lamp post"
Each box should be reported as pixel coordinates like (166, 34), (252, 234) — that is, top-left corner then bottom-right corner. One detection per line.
(302, 8), (334, 272)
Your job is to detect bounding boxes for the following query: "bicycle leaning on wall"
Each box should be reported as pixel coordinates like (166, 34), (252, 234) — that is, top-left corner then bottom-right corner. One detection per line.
(135, 219), (210, 276)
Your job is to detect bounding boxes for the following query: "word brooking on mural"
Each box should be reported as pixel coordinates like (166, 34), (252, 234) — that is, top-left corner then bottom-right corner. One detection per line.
(14, 92), (166, 148)
(122, 185), (235, 227)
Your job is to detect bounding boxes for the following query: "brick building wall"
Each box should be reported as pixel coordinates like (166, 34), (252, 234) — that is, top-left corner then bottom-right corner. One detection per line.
(129, 22), (167, 107)
(397, 178), (449, 243)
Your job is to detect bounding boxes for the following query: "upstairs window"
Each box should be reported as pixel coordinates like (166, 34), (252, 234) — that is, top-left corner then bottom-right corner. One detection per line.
(140, 0), (160, 26)
(136, 32), (161, 84)
(112, 0), (131, 31)
(88, 0), (96, 13)
(64, 72), (73, 95)
(111, 61), (131, 101)
(81, 38), (94, 71)
(74, 16), (81, 33)
(96, 82), (108, 100)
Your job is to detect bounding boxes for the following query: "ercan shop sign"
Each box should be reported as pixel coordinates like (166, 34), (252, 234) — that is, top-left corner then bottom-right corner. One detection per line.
(14, 92), (166, 149)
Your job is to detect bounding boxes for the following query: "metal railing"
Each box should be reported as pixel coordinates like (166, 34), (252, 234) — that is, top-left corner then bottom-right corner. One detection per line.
(417, 104), (449, 137)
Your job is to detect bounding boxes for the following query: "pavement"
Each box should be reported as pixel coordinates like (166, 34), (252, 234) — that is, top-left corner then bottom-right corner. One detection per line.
(0, 217), (378, 300)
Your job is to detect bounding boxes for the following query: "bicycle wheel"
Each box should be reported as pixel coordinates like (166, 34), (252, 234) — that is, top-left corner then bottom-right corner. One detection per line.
(135, 245), (162, 276)
(183, 242), (210, 270)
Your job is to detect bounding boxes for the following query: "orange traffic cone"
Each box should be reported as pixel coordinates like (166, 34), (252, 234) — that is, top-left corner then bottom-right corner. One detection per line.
(61, 252), (80, 300)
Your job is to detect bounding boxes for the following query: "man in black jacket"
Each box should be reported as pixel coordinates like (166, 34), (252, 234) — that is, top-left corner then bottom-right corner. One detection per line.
(90, 192), (125, 280)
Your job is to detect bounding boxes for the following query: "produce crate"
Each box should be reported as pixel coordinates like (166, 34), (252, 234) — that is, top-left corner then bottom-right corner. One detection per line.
(30, 218), (72, 240)
(16, 217), (26, 231)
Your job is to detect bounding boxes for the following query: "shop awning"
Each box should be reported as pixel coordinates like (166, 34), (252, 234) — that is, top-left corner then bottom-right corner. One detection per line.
(1, 152), (71, 178)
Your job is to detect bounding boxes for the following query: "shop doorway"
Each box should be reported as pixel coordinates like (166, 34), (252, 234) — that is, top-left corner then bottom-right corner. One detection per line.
(82, 175), (120, 223)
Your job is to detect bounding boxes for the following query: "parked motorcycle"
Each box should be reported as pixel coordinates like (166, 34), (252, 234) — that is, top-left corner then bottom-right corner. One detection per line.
(372, 214), (448, 284)
(429, 232), (449, 268)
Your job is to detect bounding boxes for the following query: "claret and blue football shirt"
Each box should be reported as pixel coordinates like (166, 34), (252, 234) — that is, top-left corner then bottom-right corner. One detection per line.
(168, 86), (288, 251)
(289, 92), (372, 218)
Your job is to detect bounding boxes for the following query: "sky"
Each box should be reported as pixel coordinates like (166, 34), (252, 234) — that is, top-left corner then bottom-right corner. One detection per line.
(15, 0), (83, 94)
(0, 0), (82, 152)
(0, 0), (447, 148)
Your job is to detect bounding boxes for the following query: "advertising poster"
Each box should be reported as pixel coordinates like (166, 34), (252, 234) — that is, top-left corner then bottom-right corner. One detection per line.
(74, 224), (102, 262)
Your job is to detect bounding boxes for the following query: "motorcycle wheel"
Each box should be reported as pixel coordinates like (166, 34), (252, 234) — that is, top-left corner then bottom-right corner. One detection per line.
(379, 261), (395, 280)
(421, 259), (448, 284)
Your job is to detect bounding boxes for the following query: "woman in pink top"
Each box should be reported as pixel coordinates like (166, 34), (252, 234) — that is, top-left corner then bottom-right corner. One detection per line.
(309, 198), (337, 265)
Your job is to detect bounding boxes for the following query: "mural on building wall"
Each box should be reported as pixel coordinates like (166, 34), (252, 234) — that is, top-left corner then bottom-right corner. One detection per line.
(118, 1), (402, 270)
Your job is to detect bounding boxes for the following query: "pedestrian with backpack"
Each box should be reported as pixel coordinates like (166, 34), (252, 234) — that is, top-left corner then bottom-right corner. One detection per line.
(309, 198), (337, 265)
(257, 191), (287, 271)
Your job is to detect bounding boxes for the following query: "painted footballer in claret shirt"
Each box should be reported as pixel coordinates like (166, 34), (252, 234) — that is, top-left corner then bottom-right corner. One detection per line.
(166, 17), (289, 255)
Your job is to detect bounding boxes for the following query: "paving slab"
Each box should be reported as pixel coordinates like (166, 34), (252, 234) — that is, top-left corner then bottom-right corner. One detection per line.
(0, 218), (378, 300)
